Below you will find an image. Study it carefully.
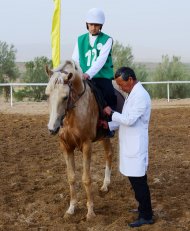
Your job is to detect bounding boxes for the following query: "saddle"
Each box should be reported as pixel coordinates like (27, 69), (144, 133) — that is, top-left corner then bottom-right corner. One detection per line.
(86, 79), (125, 140)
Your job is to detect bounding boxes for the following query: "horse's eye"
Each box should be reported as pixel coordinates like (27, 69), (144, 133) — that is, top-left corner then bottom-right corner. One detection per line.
(63, 96), (68, 101)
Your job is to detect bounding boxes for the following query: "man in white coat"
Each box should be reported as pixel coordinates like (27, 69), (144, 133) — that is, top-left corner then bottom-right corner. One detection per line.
(104, 66), (154, 228)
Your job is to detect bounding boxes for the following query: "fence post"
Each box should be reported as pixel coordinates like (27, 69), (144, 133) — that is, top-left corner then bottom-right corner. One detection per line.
(167, 82), (170, 102)
(10, 85), (13, 107)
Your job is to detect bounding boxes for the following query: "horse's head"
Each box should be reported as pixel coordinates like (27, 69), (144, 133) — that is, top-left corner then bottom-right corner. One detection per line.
(45, 60), (82, 135)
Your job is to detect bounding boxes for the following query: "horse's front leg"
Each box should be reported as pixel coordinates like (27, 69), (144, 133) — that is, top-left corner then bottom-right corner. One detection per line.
(62, 149), (77, 218)
(82, 142), (96, 220)
(101, 139), (113, 192)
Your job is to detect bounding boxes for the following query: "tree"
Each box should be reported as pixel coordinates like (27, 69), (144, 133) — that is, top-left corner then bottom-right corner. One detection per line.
(112, 40), (149, 83)
(151, 55), (190, 98)
(0, 41), (19, 100)
(0, 41), (19, 82)
(14, 56), (52, 101)
(112, 41), (134, 72)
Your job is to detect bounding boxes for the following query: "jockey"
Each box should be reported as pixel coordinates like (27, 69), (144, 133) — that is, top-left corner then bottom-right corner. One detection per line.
(72, 8), (117, 112)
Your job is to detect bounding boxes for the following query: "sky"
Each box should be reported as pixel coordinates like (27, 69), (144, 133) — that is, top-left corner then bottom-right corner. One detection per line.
(0, 0), (190, 63)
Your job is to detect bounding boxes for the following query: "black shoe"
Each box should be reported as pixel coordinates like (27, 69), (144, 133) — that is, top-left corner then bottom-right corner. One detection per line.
(128, 218), (154, 228)
(106, 130), (115, 138)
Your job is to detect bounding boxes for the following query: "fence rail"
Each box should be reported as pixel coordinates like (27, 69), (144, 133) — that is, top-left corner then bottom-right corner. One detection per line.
(0, 81), (190, 107)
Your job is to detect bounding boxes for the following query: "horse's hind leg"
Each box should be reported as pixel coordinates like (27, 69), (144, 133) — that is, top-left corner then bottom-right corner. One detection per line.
(82, 142), (96, 220)
(101, 139), (113, 192)
(63, 150), (77, 218)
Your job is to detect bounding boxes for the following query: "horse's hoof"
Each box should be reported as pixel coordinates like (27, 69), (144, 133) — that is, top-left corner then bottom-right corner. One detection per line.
(100, 185), (109, 192)
(64, 212), (73, 221)
(86, 212), (96, 221)
(99, 186), (109, 197)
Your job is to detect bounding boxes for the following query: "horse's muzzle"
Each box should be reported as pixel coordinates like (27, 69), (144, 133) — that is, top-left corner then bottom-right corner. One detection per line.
(49, 127), (60, 135)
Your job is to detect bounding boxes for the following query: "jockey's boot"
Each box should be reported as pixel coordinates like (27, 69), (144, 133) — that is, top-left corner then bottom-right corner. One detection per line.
(106, 129), (115, 138)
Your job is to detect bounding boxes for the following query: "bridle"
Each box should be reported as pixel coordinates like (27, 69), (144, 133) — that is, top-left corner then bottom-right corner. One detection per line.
(66, 79), (86, 111)
(59, 70), (87, 125)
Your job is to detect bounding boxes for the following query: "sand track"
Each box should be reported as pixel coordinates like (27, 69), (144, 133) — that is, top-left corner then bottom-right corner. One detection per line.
(0, 100), (190, 230)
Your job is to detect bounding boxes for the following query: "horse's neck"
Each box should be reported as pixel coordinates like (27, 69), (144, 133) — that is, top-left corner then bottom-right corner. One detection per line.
(67, 84), (98, 122)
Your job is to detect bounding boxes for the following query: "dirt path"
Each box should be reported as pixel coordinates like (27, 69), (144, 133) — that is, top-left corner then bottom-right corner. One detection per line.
(0, 98), (190, 115)
(0, 100), (190, 230)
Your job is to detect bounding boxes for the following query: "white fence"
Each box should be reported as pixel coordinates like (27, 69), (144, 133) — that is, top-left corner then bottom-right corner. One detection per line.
(0, 81), (190, 107)
(142, 80), (190, 102)
(0, 83), (47, 107)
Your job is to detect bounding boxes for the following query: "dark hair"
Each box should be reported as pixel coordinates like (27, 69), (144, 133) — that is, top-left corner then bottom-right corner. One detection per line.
(115, 67), (136, 81)
(86, 23), (102, 31)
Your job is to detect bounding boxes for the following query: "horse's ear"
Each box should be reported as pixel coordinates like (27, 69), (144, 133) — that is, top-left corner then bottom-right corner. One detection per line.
(45, 65), (53, 78)
(68, 73), (73, 80)
(64, 72), (73, 84)
(72, 60), (80, 71)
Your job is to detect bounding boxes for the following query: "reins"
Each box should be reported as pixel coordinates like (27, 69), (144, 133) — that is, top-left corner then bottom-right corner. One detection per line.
(60, 79), (86, 124)
(67, 80), (86, 110)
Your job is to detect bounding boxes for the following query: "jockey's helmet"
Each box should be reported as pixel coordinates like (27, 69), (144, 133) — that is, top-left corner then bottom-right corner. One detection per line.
(86, 8), (105, 25)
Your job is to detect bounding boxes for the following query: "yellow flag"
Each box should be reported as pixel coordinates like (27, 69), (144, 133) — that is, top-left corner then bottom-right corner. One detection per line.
(51, 0), (61, 68)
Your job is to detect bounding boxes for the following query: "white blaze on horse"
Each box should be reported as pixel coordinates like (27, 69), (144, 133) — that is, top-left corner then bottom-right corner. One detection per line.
(45, 60), (114, 220)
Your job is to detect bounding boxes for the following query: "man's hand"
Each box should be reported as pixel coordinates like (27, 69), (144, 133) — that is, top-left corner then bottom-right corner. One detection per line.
(83, 73), (90, 80)
(98, 119), (108, 129)
(103, 106), (112, 116)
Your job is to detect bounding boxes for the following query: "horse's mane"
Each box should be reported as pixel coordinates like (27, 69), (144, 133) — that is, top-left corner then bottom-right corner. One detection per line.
(53, 60), (82, 74)
(46, 60), (83, 94)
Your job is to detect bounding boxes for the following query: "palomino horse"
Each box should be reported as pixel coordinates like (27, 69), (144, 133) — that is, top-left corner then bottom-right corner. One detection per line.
(45, 60), (113, 220)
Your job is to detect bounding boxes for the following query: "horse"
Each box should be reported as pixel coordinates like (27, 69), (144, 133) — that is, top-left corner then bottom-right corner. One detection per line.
(45, 60), (114, 220)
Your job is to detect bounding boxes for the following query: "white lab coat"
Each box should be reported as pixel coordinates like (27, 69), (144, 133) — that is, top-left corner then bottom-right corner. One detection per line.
(109, 82), (151, 177)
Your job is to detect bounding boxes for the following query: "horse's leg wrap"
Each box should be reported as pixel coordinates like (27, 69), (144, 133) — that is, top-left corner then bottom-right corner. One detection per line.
(63, 151), (77, 216)
(101, 139), (113, 192)
(101, 164), (111, 192)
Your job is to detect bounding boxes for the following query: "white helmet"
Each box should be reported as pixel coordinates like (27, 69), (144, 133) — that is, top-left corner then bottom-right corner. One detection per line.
(86, 8), (105, 25)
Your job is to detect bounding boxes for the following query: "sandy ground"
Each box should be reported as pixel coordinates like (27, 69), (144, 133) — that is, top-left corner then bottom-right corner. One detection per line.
(0, 98), (190, 115)
(0, 99), (190, 230)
